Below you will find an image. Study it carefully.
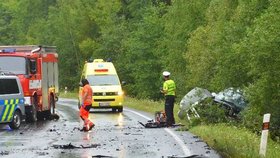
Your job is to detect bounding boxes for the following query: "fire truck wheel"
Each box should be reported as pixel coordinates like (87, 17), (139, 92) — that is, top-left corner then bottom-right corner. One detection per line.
(26, 98), (38, 123)
(45, 95), (55, 119)
(9, 110), (21, 129)
(50, 95), (55, 114)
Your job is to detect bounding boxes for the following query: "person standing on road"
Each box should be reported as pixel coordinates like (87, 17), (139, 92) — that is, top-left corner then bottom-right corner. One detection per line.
(161, 71), (176, 127)
(80, 79), (95, 131)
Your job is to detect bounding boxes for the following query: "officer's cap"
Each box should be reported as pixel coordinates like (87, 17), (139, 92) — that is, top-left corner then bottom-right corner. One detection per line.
(162, 71), (170, 76)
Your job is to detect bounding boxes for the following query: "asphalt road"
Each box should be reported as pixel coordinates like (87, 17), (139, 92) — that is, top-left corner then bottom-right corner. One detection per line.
(0, 98), (220, 158)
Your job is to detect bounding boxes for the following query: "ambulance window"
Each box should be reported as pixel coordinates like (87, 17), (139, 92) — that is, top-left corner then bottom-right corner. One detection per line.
(0, 79), (20, 95)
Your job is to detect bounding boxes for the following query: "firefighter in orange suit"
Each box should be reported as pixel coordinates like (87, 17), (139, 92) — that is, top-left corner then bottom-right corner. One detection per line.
(80, 79), (95, 131)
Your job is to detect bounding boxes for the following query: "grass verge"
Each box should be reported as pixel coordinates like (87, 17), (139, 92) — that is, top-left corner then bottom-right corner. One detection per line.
(59, 91), (78, 99)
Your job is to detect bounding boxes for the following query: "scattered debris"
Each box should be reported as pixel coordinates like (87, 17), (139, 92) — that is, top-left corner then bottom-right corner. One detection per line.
(49, 129), (57, 132)
(195, 140), (204, 143)
(81, 144), (100, 149)
(0, 151), (9, 156)
(36, 151), (49, 156)
(48, 114), (60, 120)
(138, 120), (166, 128)
(167, 155), (208, 158)
(52, 143), (79, 149)
(52, 143), (101, 149)
(92, 155), (114, 158)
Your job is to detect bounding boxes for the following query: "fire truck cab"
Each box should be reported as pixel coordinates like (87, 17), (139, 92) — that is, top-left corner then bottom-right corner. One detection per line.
(0, 45), (59, 122)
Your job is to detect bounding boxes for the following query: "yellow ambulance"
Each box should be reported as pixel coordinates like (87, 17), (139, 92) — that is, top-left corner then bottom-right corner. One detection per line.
(79, 59), (124, 112)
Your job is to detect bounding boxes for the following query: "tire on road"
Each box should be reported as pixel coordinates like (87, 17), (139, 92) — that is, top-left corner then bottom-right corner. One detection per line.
(9, 110), (22, 129)
(117, 107), (123, 112)
(26, 96), (38, 122)
(44, 94), (56, 120)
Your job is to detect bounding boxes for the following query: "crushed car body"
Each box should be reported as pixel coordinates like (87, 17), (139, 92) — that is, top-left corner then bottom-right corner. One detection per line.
(178, 87), (247, 120)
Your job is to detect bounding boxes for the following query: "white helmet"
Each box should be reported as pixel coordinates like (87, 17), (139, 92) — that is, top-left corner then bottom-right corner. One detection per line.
(162, 71), (170, 76)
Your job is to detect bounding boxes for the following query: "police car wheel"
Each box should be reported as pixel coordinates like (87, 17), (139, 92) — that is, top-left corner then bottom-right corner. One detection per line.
(9, 111), (21, 129)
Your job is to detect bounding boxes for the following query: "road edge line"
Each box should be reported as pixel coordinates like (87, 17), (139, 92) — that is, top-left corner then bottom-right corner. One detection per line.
(125, 109), (192, 156)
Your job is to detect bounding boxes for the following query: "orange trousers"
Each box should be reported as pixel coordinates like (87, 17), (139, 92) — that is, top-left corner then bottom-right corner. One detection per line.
(79, 105), (94, 131)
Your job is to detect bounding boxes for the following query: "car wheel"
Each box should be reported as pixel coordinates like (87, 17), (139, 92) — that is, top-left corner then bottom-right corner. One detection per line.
(112, 108), (116, 112)
(9, 110), (21, 129)
(118, 107), (123, 112)
(78, 99), (81, 109)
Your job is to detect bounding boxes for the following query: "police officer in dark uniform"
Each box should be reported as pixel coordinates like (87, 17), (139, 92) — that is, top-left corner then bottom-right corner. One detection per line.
(161, 71), (176, 127)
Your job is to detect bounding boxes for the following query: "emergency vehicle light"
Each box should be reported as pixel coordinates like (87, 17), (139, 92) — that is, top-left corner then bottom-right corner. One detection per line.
(0, 48), (16, 53)
(94, 69), (108, 72)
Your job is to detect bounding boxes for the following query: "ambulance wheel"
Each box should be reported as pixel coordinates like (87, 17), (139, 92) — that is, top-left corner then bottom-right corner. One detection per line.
(78, 99), (81, 109)
(117, 107), (123, 112)
(112, 108), (116, 112)
(9, 110), (21, 129)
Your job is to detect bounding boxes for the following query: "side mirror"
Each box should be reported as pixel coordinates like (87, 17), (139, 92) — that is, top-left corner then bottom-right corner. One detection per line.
(121, 81), (126, 85)
(30, 59), (37, 74)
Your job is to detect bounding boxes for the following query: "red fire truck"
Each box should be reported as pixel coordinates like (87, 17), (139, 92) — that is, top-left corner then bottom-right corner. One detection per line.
(0, 45), (59, 122)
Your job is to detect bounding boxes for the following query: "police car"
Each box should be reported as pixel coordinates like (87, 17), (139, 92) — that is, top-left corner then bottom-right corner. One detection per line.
(0, 74), (25, 129)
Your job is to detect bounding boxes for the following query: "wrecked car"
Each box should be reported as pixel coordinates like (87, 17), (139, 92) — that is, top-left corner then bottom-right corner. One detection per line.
(178, 87), (247, 120)
(212, 88), (247, 116)
(178, 87), (212, 120)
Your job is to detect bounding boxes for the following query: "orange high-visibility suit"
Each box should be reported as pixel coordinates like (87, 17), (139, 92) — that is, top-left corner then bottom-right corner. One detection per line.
(80, 83), (94, 131)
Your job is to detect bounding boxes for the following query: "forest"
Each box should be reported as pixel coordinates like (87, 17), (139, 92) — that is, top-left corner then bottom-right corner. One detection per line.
(0, 0), (279, 138)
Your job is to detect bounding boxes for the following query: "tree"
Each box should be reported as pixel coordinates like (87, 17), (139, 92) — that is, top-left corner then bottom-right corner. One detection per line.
(158, 0), (211, 98)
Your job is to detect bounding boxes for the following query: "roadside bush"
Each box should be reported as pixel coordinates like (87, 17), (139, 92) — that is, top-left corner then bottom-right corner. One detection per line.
(240, 105), (280, 142)
(187, 99), (229, 127)
(240, 106), (263, 135)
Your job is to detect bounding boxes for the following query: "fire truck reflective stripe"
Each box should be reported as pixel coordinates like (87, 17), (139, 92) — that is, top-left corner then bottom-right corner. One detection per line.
(4, 100), (8, 105)
(1, 105), (11, 121)
(7, 104), (16, 122)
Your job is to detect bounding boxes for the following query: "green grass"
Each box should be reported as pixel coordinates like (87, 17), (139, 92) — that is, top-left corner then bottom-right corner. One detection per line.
(59, 91), (78, 99)
(59, 92), (280, 158)
(190, 124), (280, 158)
(124, 97), (188, 125)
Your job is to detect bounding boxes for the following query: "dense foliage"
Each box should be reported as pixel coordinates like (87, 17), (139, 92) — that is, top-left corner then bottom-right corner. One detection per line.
(0, 0), (279, 139)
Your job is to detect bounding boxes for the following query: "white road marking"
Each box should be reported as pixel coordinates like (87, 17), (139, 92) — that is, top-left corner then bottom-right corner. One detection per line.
(125, 109), (192, 156)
